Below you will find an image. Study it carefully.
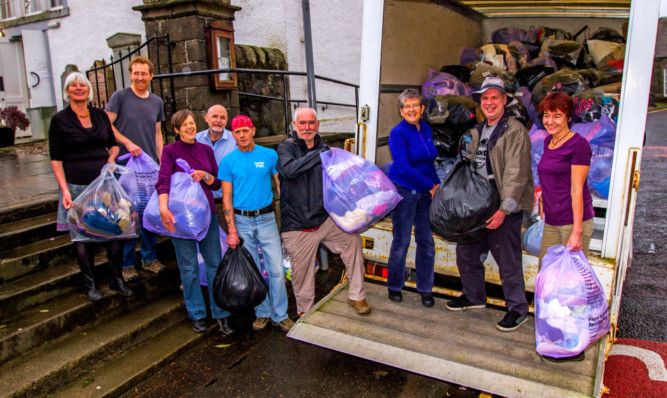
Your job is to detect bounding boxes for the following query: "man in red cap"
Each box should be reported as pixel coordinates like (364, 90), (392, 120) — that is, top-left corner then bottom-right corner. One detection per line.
(218, 115), (293, 332)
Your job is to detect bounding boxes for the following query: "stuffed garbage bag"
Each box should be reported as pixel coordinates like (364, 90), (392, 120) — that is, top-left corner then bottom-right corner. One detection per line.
(421, 69), (473, 101)
(212, 239), (267, 312)
(535, 245), (610, 358)
(321, 148), (402, 233)
(67, 163), (140, 242)
(142, 158), (211, 241)
(429, 157), (500, 244)
(522, 219), (544, 256)
(117, 153), (160, 214)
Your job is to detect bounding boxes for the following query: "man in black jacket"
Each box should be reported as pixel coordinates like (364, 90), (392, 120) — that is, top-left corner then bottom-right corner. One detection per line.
(277, 107), (370, 317)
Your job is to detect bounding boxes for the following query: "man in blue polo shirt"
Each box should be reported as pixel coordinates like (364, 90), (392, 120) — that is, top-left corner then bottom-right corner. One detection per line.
(218, 115), (293, 333)
(195, 104), (236, 232)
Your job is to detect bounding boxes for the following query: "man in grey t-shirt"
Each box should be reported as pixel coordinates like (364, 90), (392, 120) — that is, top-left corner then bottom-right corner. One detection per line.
(105, 56), (166, 282)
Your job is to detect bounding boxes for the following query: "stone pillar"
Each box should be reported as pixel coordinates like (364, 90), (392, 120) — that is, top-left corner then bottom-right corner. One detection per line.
(133, 0), (242, 134)
(106, 32), (143, 93)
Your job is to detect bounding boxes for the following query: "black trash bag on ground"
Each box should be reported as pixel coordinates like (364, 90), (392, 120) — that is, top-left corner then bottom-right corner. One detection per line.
(532, 68), (589, 106)
(469, 62), (519, 93)
(589, 28), (625, 44)
(540, 39), (587, 70)
(439, 65), (472, 83)
(213, 239), (267, 312)
(515, 65), (556, 91)
(429, 158), (500, 245)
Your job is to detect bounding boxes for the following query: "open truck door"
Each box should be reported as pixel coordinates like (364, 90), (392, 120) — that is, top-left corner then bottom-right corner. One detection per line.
(288, 1), (664, 397)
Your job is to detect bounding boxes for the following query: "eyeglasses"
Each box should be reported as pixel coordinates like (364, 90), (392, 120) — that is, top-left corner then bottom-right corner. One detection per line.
(401, 104), (421, 110)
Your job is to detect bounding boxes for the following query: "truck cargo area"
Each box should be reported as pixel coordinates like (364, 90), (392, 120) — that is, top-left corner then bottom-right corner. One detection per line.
(288, 281), (605, 398)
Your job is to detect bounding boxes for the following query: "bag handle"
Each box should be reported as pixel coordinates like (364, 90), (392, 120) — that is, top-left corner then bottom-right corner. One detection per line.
(176, 158), (194, 174)
(117, 154), (132, 162)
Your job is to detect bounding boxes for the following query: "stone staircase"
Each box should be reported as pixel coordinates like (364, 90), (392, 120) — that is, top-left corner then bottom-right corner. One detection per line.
(0, 199), (210, 397)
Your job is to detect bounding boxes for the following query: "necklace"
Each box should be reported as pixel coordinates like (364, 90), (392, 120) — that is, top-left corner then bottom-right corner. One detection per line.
(76, 110), (90, 118)
(550, 131), (572, 149)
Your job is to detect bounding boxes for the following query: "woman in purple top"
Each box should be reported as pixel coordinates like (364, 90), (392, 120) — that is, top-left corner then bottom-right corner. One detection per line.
(536, 93), (595, 262)
(386, 88), (440, 307)
(157, 110), (233, 334)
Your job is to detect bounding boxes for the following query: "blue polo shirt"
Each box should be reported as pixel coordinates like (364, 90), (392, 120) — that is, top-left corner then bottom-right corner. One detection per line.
(195, 128), (237, 198)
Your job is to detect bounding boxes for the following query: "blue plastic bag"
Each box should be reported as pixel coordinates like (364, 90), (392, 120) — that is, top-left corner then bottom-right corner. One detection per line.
(142, 159), (211, 241)
(321, 148), (402, 233)
(117, 153), (160, 214)
(522, 219), (544, 256)
(67, 164), (140, 242)
(535, 245), (610, 358)
(197, 227), (228, 286)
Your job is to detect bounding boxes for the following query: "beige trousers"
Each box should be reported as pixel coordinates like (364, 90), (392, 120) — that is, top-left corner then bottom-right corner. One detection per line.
(538, 218), (594, 267)
(282, 217), (366, 314)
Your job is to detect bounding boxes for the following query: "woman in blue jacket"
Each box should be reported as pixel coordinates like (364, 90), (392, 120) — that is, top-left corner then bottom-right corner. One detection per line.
(386, 88), (440, 306)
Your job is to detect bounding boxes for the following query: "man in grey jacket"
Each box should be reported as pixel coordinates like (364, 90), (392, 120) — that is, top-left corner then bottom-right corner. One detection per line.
(445, 77), (534, 332)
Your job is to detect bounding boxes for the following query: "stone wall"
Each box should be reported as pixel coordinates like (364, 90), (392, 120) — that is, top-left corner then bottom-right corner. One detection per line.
(235, 44), (289, 137)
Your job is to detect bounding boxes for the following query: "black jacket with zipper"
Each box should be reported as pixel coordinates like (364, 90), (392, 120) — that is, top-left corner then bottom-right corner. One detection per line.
(276, 131), (329, 232)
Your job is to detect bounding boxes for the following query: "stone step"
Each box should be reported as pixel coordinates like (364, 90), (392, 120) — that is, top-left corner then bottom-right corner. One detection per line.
(0, 234), (73, 283)
(0, 212), (67, 248)
(0, 260), (181, 364)
(0, 195), (59, 225)
(0, 293), (188, 398)
(54, 318), (213, 397)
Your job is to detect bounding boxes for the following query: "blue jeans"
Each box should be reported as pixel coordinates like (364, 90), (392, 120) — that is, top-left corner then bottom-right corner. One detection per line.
(234, 212), (288, 322)
(387, 185), (435, 293)
(172, 217), (230, 320)
(123, 226), (158, 269)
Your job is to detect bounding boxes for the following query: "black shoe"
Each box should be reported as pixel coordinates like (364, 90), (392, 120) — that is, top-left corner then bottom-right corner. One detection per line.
(216, 317), (234, 335)
(85, 286), (103, 301)
(445, 295), (486, 311)
(387, 289), (403, 302)
(109, 279), (134, 297)
(420, 292), (435, 307)
(496, 310), (528, 332)
(193, 318), (208, 333)
(541, 352), (586, 363)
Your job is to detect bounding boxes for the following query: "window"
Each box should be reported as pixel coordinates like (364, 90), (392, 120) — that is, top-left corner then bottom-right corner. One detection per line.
(207, 21), (237, 90)
(1, 0), (16, 19)
(49, 0), (63, 8)
(25, 0), (43, 15)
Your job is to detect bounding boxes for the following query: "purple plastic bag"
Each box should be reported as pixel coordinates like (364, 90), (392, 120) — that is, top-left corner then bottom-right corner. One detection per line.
(422, 69), (473, 101)
(535, 245), (610, 358)
(588, 146), (614, 199)
(117, 153), (160, 214)
(529, 124), (549, 187)
(142, 158), (211, 241)
(197, 227), (228, 286)
(321, 148), (402, 233)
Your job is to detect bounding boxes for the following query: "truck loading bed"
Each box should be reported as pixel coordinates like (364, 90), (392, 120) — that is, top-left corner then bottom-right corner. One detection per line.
(288, 281), (606, 398)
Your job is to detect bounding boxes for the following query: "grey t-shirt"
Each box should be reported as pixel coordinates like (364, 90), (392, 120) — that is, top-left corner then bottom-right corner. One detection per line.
(473, 122), (495, 178)
(106, 88), (165, 163)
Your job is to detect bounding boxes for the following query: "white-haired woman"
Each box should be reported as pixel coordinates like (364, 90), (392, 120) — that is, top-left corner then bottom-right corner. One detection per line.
(49, 72), (133, 301)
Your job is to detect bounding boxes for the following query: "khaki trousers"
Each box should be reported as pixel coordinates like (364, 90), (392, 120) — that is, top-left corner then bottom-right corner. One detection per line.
(282, 217), (366, 314)
(538, 218), (594, 266)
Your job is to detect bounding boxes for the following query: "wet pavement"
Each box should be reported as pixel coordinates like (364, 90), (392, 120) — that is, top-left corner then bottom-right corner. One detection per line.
(0, 152), (58, 212)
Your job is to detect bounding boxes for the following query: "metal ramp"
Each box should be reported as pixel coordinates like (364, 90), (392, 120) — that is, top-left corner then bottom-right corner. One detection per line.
(288, 282), (606, 398)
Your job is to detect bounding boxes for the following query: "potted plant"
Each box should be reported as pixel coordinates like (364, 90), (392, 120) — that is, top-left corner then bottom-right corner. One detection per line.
(0, 106), (31, 148)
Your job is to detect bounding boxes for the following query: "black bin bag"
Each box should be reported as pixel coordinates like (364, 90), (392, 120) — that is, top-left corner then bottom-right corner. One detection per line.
(213, 239), (267, 312)
(429, 158), (500, 245)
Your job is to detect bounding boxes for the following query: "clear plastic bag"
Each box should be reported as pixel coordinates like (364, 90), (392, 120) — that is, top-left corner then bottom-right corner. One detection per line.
(428, 158), (500, 244)
(321, 148), (402, 233)
(117, 153), (160, 214)
(212, 239), (267, 312)
(197, 227), (228, 286)
(142, 158), (211, 241)
(540, 39), (586, 70)
(535, 245), (610, 358)
(531, 68), (589, 106)
(469, 62), (519, 93)
(572, 84), (621, 123)
(421, 69), (473, 101)
(67, 164), (140, 242)
(522, 219), (544, 256)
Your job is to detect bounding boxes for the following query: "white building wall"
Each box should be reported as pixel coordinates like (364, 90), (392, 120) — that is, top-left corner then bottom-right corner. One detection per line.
(47, 0), (145, 109)
(232, 0), (363, 133)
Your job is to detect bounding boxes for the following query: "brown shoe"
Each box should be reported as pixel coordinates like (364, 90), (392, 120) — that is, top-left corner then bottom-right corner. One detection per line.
(122, 267), (140, 283)
(348, 299), (371, 315)
(271, 318), (295, 332)
(252, 317), (269, 331)
(142, 260), (167, 274)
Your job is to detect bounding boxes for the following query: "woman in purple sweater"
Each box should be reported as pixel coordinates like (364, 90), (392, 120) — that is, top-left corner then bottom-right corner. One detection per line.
(156, 110), (233, 334)
(536, 93), (594, 261)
